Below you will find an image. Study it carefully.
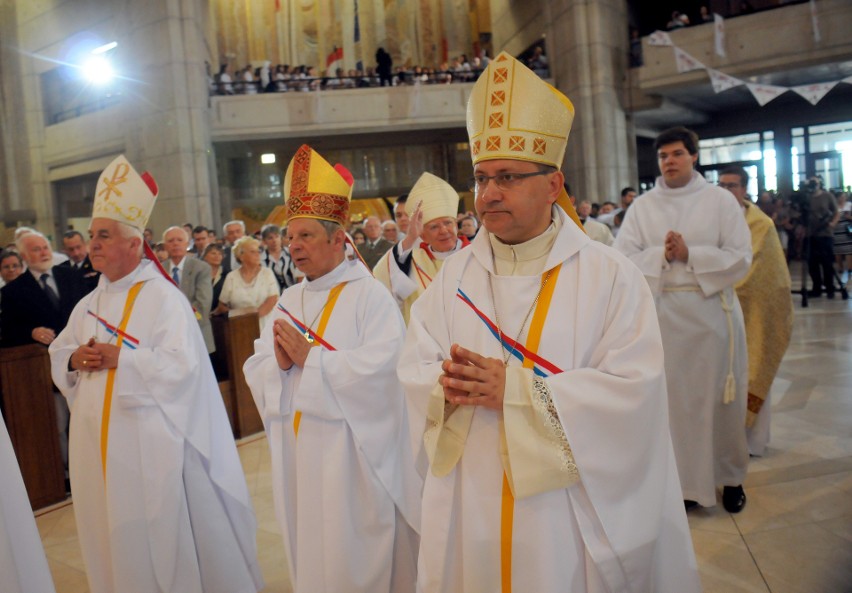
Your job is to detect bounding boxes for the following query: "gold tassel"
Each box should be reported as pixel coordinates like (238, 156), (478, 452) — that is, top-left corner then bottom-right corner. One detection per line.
(723, 372), (736, 404)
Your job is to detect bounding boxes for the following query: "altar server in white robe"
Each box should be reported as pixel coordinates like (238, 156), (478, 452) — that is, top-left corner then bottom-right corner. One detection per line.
(244, 145), (421, 593)
(48, 156), (263, 593)
(614, 126), (752, 513)
(0, 411), (56, 593)
(398, 52), (700, 593)
(374, 172), (470, 323)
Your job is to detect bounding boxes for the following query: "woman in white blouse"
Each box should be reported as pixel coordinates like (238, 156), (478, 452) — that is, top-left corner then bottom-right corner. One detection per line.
(213, 236), (279, 329)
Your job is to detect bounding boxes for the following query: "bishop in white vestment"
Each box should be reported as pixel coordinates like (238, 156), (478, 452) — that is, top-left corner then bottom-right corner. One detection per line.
(244, 145), (421, 593)
(48, 156), (263, 593)
(399, 52), (700, 593)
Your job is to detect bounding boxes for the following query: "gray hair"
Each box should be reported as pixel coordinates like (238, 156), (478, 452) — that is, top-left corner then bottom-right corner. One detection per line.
(381, 220), (398, 230)
(15, 229), (48, 252)
(162, 225), (190, 241)
(117, 223), (145, 256)
(223, 219), (245, 235)
(232, 235), (260, 261)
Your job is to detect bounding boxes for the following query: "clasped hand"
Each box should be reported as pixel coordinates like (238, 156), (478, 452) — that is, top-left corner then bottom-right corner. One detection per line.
(273, 319), (312, 370)
(664, 231), (689, 263)
(71, 338), (120, 371)
(439, 343), (506, 411)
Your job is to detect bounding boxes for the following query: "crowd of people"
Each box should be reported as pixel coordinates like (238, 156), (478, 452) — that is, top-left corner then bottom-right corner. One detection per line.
(209, 47), (551, 95)
(0, 49), (827, 593)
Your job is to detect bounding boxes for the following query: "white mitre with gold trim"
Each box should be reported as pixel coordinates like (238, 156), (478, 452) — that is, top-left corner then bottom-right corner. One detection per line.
(405, 172), (460, 224)
(466, 51), (574, 168)
(92, 155), (159, 231)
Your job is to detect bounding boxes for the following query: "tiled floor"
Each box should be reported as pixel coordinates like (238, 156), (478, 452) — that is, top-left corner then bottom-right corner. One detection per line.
(36, 285), (852, 593)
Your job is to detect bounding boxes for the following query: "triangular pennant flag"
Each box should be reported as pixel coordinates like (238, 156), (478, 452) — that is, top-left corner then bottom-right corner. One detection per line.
(746, 83), (788, 106)
(714, 14), (726, 57)
(674, 47), (705, 73)
(791, 81), (838, 105)
(648, 30), (673, 46)
(708, 68), (744, 93)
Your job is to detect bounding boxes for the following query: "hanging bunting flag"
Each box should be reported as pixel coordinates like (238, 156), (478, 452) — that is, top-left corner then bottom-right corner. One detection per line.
(714, 14), (726, 57)
(810, 0), (821, 43)
(674, 47), (705, 73)
(648, 30), (673, 47)
(843, 76), (852, 84)
(791, 81), (837, 105)
(707, 68), (743, 93)
(746, 83), (788, 106)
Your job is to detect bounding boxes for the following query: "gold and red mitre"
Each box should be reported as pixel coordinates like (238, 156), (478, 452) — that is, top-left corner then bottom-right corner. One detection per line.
(92, 155), (159, 231)
(466, 52), (575, 168)
(284, 145), (353, 226)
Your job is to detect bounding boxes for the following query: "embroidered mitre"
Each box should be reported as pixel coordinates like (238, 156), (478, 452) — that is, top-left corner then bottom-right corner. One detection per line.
(466, 52), (574, 168)
(284, 144), (353, 226)
(92, 155), (159, 231)
(405, 172), (460, 224)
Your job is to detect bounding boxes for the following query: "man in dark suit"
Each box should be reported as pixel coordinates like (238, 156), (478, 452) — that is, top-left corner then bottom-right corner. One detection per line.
(1, 231), (85, 348)
(163, 226), (215, 353)
(358, 215), (394, 270)
(60, 230), (100, 292)
(1, 231), (86, 476)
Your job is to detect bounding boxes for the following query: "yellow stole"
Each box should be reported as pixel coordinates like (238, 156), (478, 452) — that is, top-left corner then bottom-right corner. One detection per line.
(501, 264), (561, 592)
(100, 281), (145, 481)
(293, 282), (348, 436)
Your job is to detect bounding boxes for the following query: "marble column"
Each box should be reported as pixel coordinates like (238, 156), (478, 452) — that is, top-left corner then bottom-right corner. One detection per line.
(120, 0), (217, 232)
(546, 0), (637, 204)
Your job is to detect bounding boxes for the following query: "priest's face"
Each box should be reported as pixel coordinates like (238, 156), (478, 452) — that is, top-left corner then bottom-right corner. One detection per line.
(287, 218), (346, 281)
(473, 159), (562, 245)
(421, 217), (458, 253)
(718, 173), (747, 206)
(88, 218), (143, 282)
(657, 141), (697, 189)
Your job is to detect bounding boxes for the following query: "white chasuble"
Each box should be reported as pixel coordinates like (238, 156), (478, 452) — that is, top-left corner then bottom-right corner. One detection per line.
(0, 411), (56, 593)
(399, 205), (700, 593)
(244, 258), (422, 593)
(374, 238), (468, 324)
(49, 261), (263, 593)
(614, 171), (753, 506)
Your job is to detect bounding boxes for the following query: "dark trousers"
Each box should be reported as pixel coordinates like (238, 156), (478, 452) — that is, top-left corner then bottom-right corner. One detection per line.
(809, 236), (836, 294)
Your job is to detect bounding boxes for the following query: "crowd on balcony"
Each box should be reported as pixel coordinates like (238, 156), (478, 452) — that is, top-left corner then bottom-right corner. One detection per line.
(208, 47), (550, 96)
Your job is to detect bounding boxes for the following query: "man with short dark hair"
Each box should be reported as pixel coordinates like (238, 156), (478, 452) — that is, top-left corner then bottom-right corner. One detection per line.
(620, 186), (637, 209)
(260, 224), (295, 291)
(804, 175), (838, 298)
(60, 230), (100, 292)
(192, 225), (210, 257)
(615, 126), (752, 514)
(394, 193), (410, 241)
(719, 165), (792, 456)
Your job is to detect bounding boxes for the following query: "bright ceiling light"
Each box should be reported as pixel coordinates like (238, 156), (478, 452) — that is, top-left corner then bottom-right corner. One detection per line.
(91, 41), (118, 55)
(261, 153), (276, 164)
(82, 56), (114, 85)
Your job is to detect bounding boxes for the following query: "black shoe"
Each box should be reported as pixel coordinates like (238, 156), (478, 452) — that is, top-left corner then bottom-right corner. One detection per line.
(684, 499), (699, 511)
(827, 292), (835, 300)
(807, 290), (822, 298)
(722, 485), (746, 513)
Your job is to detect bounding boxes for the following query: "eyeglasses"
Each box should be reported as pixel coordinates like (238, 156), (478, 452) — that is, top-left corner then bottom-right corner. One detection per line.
(718, 182), (742, 190)
(468, 170), (552, 192)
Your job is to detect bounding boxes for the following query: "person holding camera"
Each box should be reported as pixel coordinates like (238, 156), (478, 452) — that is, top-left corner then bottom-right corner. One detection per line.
(806, 176), (838, 298)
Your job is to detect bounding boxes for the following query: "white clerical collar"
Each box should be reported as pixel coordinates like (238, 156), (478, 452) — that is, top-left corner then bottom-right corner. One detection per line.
(488, 216), (560, 265)
(655, 170), (707, 196)
(303, 257), (370, 292)
(101, 259), (159, 293)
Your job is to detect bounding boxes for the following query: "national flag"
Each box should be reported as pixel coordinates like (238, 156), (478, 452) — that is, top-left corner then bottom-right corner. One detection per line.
(326, 46), (344, 70)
